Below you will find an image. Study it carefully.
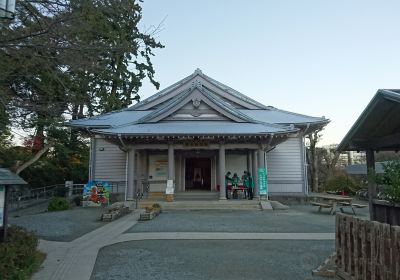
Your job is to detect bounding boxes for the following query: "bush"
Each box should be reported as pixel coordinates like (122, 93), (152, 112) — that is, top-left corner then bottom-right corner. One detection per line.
(48, 197), (70, 211)
(0, 226), (45, 280)
(72, 196), (82, 207)
(152, 203), (161, 209)
(382, 161), (400, 203)
(323, 174), (360, 195)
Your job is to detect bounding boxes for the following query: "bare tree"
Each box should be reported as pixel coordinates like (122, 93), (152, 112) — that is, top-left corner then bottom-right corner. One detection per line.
(306, 130), (322, 192)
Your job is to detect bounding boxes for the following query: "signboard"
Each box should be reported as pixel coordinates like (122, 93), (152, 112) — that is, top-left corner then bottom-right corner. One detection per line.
(166, 179), (174, 194)
(258, 168), (268, 196)
(155, 159), (168, 177)
(83, 181), (110, 207)
(0, 186), (4, 227)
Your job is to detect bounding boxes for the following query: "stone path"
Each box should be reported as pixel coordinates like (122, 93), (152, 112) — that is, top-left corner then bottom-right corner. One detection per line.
(33, 211), (140, 280)
(33, 210), (335, 280)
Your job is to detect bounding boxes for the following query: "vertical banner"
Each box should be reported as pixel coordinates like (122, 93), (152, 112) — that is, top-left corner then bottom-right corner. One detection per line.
(258, 168), (268, 195)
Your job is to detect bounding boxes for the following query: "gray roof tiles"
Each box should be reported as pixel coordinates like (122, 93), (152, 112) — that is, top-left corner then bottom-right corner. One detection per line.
(68, 69), (328, 135)
(93, 121), (297, 135)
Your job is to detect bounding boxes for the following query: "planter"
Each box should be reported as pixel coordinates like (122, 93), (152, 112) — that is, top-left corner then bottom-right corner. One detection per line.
(372, 199), (400, 226)
(139, 209), (161, 221)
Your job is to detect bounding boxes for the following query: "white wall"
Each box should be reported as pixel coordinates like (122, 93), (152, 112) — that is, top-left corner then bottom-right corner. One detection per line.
(226, 154), (247, 178)
(93, 138), (126, 182)
(266, 137), (305, 194)
(148, 154), (168, 192)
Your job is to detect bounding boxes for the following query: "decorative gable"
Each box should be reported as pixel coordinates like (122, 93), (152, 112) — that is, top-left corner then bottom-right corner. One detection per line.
(165, 98), (229, 121)
(131, 69), (268, 111)
(137, 84), (257, 124)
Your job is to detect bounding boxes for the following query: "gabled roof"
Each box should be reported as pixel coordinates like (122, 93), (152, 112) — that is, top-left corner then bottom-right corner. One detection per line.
(68, 69), (328, 136)
(137, 83), (256, 124)
(338, 89), (400, 151)
(130, 68), (268, 110)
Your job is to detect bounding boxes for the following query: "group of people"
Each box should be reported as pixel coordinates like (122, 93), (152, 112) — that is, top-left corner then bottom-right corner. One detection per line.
(225, 171), (254, 200)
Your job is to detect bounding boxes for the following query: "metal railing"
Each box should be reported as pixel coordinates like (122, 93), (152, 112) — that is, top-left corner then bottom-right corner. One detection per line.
(8, 180), (140, 210)
(134, 180), (150, 209)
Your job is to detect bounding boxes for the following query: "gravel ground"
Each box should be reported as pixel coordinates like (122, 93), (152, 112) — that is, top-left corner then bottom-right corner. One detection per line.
(126, 205), (369, 233)
(91, 239), (334, 280)
(9, 207), (108, 242)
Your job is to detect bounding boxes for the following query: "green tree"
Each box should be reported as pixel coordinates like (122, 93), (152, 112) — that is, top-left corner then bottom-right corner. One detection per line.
(0, 0), (163, 179)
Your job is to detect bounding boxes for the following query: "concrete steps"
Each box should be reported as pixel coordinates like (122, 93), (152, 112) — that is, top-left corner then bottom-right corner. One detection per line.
(138, 191), (261, 210)
(160, 200), (261, 211)
(174, 191), (219, 201)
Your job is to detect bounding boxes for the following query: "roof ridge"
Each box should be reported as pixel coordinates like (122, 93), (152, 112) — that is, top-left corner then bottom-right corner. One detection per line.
(136, 87), (193, 123)
(200, 87), (257, 123)
(129, 71), (197, 110)
(202, 73), (268, 109)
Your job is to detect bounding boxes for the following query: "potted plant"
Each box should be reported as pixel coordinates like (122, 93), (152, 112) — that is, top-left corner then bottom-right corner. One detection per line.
(372, 161), (400, 225)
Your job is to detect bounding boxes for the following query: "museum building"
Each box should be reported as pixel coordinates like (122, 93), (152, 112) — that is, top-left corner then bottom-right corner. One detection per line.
(69, 69), (329, 200)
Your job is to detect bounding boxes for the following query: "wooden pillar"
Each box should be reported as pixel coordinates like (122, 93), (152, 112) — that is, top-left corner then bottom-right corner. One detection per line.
(252, 150), (258, 197)
(366, 149), (376, 221)
(126, 146), (135, 200)
(219, 143), (226, 200)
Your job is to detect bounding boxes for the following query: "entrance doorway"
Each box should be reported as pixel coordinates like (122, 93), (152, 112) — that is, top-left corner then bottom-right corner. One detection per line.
(185, 158), (211, 190)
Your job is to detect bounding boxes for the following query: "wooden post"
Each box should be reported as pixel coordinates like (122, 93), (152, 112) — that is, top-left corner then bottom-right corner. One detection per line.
(366, 149), (376, 221)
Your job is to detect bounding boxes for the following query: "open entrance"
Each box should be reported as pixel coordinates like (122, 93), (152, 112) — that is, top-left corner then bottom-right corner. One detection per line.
(185, 158), (211, 190)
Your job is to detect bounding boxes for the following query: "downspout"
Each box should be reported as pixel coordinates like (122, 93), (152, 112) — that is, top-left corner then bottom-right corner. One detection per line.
(86, 128), (95, 181)
(118, 133), (128, 201)
(118, 134), (128, 152)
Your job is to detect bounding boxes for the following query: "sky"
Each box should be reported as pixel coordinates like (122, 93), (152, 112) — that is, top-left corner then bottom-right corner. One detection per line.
(136, 0), (400, 146)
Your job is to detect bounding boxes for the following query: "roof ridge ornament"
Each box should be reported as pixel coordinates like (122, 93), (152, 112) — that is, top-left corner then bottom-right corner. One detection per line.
(194, 68), (203, 75)
(191, 79), (203, 91)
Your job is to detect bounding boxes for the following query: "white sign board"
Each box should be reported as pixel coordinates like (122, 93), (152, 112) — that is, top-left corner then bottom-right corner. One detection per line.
(165, 180), (174, 194)
(0, 186), (5, 227)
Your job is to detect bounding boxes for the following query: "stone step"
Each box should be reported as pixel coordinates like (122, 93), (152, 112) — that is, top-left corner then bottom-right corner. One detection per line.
(159, 200), (261, 210)
(174, 191), (219, 201)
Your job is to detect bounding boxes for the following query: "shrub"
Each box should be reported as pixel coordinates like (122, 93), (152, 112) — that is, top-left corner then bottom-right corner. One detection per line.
(382, 161), (400, 203)
(323, 174), (360, 195)
(0, 226), (45, 280)
(152, 203), (161, 209)
(72, 196), (82, 207)
(48, 197), (70, 211)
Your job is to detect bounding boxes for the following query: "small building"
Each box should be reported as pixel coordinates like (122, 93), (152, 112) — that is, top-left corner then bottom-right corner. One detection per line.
(69, 69), (328, 200)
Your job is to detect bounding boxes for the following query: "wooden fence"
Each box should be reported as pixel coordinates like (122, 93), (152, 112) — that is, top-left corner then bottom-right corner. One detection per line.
(336, 213), (400, 279)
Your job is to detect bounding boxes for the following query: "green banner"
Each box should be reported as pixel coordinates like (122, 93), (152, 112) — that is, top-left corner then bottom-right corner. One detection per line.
(258, 168), (268, 195)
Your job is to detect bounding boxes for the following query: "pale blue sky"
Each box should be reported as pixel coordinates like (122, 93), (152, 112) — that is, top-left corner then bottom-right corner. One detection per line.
(137, 0), (400, 146)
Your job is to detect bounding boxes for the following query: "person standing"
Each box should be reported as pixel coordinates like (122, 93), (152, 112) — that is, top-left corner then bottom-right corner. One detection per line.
(242, 171), (249, 199)
(225, 171), (232, 199)
(232, 173), (239, 199)
(247, 172), (254, 200)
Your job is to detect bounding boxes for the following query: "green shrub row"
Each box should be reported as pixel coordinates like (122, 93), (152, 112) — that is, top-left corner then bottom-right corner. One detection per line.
(0, 227), (44, 280)
(48, 197), (70, 211)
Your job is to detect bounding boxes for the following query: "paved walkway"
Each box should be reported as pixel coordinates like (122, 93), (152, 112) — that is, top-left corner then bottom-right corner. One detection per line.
(33, 210), (335, 280)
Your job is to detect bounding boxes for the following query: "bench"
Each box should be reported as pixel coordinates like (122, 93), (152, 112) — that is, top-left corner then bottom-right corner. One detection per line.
(339, 202), (367, 208)
(310, 201), (333, 212)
